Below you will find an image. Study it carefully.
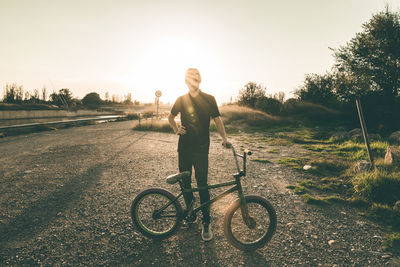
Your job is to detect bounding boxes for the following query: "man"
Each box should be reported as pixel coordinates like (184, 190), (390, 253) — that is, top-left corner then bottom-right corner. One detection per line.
(168, 68), (231, 241)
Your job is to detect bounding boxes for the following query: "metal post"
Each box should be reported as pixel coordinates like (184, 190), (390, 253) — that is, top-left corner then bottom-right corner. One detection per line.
(356, 99), (374, 169)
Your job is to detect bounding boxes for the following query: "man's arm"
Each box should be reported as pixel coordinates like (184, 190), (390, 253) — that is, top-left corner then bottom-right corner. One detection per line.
(213, 116), (231, 147)
(168, 113), (186, 135)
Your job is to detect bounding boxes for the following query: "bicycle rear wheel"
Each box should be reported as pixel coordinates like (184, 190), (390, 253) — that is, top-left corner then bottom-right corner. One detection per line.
(224, 195), (277, 251)
(131, 188), (183, 239)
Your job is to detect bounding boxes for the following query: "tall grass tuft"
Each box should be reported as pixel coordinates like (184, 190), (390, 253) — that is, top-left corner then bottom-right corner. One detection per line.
(133, 120), (173, 133)
(353, 170), (400, 205)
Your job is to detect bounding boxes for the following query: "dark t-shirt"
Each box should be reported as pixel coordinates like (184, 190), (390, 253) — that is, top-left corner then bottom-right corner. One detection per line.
(171, 91), (220, 153)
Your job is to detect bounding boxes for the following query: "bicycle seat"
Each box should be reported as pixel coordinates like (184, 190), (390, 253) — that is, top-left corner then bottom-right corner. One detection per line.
(166, 171), (191, 184)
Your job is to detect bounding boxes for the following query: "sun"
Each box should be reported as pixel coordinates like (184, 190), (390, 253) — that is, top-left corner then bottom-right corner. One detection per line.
(131, 37), (214, 103)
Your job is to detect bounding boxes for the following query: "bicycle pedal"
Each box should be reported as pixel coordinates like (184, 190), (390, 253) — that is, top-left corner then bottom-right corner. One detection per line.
(185, 213), (197, 223)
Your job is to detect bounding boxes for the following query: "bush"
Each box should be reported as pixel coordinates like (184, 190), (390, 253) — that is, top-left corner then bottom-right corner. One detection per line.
(82, 92), (102, 109)
(255, 96), (282, 115)
(353, 170), (400, 205)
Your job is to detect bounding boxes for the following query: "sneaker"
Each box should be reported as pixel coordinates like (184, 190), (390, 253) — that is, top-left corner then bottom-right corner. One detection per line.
(201, 223), (213, 241)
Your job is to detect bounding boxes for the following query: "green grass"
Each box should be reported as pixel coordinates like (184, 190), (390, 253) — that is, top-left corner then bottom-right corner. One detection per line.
(267, 148), (280, 153)
(251, 158), (272, 163)
(353, 170), (400, 206)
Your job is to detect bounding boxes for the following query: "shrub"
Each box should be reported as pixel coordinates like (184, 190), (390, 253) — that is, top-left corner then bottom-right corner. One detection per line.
(255, 96), (282, 115)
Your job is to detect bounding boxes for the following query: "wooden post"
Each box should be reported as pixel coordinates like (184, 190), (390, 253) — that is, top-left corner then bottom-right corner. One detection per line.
(356, 99), (374, 169)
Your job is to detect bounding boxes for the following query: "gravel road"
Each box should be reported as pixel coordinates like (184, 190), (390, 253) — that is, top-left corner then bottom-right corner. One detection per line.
(0, 120), (398, 266)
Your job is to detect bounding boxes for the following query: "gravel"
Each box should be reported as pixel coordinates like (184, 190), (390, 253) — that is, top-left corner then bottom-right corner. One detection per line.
(0, 120), (399, 266)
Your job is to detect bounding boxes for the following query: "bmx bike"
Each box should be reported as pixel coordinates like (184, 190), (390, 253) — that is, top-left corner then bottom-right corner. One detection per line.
(131, 146), (277, 251)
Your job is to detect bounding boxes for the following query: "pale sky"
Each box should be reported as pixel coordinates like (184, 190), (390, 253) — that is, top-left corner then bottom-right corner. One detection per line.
(1, 0), (399, 104)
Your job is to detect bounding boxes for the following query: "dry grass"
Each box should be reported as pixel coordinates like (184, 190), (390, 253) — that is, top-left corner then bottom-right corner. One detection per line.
(133, 119), (173, 133)
(220, 104), (286, 127)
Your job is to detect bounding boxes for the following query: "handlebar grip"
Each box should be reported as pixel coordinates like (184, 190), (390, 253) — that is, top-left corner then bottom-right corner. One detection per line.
(244, 149), (252, 155)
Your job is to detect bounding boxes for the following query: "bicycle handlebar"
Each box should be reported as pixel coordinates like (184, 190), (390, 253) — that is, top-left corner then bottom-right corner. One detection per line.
(230, 146), (251, 176)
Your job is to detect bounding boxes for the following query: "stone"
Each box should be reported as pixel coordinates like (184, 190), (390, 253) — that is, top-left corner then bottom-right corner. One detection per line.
(389, 131), (400, 143)
(384, 146), (400, 165)
(328, 240), (340, 249)
(354, 160), (371, 173)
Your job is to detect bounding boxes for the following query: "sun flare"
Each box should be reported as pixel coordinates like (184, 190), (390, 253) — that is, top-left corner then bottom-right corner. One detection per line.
(131, 37), (216, 103)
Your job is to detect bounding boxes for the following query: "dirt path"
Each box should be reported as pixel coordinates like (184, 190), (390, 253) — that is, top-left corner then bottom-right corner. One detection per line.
(0, 121), (397, 266)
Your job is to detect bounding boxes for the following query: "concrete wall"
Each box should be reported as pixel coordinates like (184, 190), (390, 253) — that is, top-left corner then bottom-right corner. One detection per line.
(0, 110), (113, 120)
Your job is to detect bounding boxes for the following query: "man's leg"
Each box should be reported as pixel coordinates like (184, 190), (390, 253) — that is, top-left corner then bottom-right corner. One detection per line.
(178, 151), (194, 209)
(192, 151), (210, 224)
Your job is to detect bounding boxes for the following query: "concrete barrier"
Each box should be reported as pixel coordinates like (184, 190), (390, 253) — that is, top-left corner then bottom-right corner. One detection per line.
(0, 110), (114, 120)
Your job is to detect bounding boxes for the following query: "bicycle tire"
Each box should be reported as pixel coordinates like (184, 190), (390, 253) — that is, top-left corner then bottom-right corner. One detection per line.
(224, 195), (277, 251)
(131, 188), (183, 239)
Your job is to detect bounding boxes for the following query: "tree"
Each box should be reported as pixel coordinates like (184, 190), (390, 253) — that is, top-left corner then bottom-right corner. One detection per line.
(238, 82), (266, 108)
(82, 92), (102, 108)
(123, 93), (133, 105)
(333, 7), (400, 103)
(255, 96), (282, 115)
(50, 88), (73, 107)
(4, 83), (24, 103)
(295, 73), (338, 107)
(41, 87), (47, 102)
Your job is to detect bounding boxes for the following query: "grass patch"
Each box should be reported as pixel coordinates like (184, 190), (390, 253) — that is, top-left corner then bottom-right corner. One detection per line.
(363, 203), (400, 229)
(276, 157), (309, 171)
(286, 184), (307, 195)
(301, 194), (328, 205)
(251, 158), (272, 163)
(132, 120), (173, 133)
(383, 232), (400, 252)
(353, 170), (400, 206)
(267, 148), (280, 153)
(300, 194), (347, 205)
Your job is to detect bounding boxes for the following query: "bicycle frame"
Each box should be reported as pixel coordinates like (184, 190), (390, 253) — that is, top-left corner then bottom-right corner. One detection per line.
(156, 147), (253, 224)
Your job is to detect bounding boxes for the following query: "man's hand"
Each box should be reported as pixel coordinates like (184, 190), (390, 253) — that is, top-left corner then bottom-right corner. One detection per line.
(222, 140), (232, 148)
(175, 126), (186, 135)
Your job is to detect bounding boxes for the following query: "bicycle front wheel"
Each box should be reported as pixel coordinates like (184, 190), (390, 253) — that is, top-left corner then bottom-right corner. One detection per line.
(224, 195), (277, 251)
(131, 188), (183, 239)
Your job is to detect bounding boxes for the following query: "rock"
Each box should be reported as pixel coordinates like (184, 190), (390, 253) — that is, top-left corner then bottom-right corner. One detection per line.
(328, 240), (340, 249)
(354, 160), (371, 173)
(384, 146), (400, 165)
(303, 165), (312, 170)
(389, 131), (400, 143)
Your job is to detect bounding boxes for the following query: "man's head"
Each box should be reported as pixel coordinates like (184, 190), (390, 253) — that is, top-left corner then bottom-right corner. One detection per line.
(185, 68), (201, 93)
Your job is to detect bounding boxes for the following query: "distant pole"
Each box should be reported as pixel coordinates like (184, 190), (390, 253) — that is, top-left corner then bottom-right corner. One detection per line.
(356, 99), (374, 169)
(155, 90), (162, 120)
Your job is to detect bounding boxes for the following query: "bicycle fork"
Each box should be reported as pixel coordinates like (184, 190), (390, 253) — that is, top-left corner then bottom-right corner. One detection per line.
(237, 178), (256, 229)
